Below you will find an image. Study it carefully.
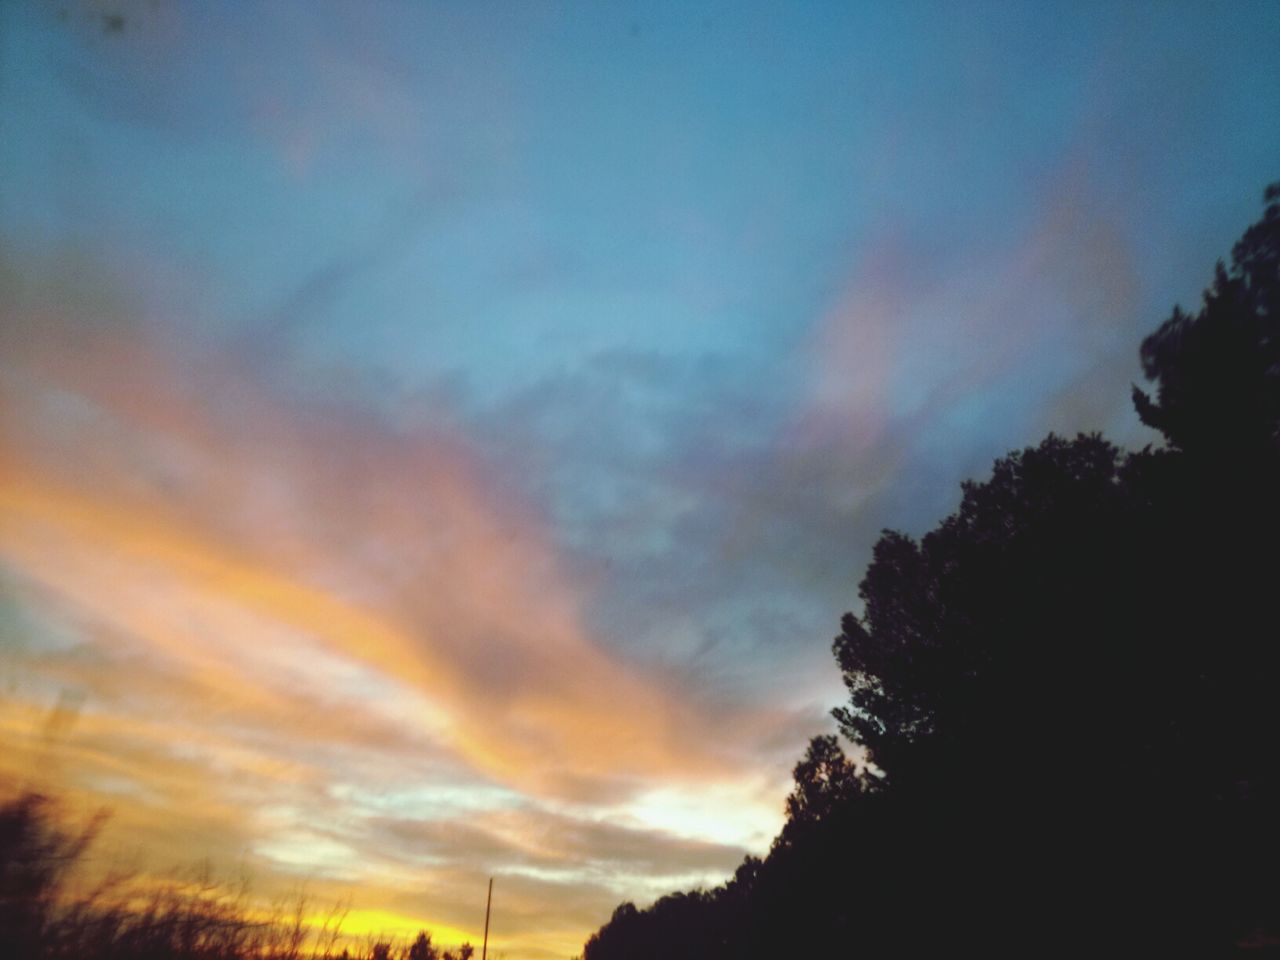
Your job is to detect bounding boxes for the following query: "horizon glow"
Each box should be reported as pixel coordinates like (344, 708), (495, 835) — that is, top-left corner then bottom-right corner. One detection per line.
(3, 2), (1279, 958)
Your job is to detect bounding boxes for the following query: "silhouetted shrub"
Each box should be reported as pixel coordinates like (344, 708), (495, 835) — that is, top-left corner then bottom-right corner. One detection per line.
(0, 788), (461, 960)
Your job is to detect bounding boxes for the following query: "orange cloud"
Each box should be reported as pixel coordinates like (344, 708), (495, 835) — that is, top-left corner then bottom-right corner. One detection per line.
(0, 253), (791, 957)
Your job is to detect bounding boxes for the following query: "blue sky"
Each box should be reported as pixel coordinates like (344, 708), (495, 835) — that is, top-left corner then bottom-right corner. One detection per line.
(2, 1), (1279, 956)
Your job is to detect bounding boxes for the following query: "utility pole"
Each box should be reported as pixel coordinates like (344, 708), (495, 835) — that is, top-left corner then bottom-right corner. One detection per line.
(481, 877), (493, 960)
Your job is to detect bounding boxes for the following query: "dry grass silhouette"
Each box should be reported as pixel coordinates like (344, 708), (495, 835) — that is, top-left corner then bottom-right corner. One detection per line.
(0, 789), (473, 960)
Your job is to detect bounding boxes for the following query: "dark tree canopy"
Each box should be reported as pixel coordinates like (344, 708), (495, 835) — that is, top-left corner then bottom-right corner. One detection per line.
(780, 734), (863, 830)
(407, 931), (438, 960)
(1133, 183), (1280, 458)
(829, 432), (1251, 804)
(582, 185), (1280, 958)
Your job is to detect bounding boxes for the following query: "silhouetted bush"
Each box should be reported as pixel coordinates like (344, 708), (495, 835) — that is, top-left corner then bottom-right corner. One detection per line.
(0, 788), (463, 960)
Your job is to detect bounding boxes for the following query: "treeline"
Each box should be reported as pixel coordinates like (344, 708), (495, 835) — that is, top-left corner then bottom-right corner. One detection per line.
(0, 791), (475, 960)
(583, 186), (1280, 958)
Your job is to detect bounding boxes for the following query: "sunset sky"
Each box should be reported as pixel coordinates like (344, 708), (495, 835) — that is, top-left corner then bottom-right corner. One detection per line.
(2, 2), (1279, 957)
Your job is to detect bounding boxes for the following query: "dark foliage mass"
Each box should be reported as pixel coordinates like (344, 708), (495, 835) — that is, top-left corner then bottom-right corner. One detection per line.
(1133, 183), (1280, 457)
(583, 186), (1280, 959)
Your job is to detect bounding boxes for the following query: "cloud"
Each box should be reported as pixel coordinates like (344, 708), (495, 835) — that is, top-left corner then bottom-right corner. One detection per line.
(368, 806), (745, 882)
(3, 298), (713, 793)
(0, 248), (790, 957)
(488, 158), (1160, 719)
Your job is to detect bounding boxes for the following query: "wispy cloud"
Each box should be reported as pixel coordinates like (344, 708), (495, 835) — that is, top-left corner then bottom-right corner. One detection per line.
(0, 254), (787, 958)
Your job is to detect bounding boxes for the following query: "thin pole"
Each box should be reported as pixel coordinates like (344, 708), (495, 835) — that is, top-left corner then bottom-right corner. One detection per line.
(481, 877), (493, 960)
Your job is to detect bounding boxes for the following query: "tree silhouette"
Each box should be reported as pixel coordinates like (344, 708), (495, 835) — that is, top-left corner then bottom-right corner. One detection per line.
(822, 186), (1280, 950)
(832, 433), (1157, 799)
(782, 735), (863, 826)
(408, 930), (439, 960)
(1133, 183), (1280, 459)
(581, 183), (1280, 958)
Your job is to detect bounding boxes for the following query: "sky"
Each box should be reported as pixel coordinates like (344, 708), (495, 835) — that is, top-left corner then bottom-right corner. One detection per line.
(2, 1), (1279, 957)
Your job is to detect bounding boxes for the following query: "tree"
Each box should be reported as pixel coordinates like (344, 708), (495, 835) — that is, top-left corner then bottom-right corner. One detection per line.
(1133, 183), (1280, 459)
(407, 931), (439, 960)
(580, 183), (1280, 959)
(820, 186), (1280, 949)
(786, 736), (862, 818)
(832, 434), (1152, 794)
